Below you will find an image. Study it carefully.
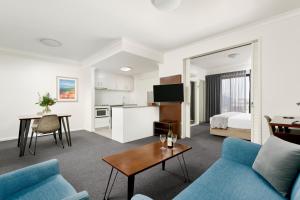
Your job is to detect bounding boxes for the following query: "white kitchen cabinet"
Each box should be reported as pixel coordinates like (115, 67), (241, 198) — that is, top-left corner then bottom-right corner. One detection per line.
(95, 117), (110, 128)
(112, 106), (159, 143)
(95, 75), (113, 90)
(124, 76), (134, 91)
(95, 72), (133, 91)
(115, 76), (134, 91)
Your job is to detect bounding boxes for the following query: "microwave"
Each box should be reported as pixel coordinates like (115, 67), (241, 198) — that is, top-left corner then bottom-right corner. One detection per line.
(95, 106), (110, 118)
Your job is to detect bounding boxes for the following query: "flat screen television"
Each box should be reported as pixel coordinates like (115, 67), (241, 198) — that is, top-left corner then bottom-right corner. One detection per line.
(153, 83), (184, 102)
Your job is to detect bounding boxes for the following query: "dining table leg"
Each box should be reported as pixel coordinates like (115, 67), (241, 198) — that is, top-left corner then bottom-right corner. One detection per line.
(58, 118), (64, 148)
(66, 117), (71, 146)
(17, 120), (22, 147)
(19, 119), (31, 157)
(18, 119), (26, 152)
(61, 117), (70, 146)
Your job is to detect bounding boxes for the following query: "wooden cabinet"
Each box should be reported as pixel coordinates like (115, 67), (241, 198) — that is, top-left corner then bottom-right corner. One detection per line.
(159, 75), (182, 138)
(153, 121), (178, 137)
(95, 72), (133, 91)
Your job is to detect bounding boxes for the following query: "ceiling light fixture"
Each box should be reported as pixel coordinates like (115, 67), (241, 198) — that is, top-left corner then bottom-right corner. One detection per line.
(151, 0), (181, 11)
(120, 67), (132, 72)
(227, 53), (239, 59)
(40, 38), (62, 47)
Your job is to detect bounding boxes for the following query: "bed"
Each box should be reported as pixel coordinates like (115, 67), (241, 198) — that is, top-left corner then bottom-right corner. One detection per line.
(210, 112), (251, 140)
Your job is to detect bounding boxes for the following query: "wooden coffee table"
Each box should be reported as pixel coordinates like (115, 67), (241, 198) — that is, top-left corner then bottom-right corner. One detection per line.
(102, 141), (192, 200)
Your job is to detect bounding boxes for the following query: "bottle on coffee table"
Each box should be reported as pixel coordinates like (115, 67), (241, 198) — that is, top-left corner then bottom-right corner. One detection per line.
(167, 124), (173, 148)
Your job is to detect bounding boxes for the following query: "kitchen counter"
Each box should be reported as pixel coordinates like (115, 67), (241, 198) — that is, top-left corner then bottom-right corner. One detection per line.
(111, 106), (159, 143)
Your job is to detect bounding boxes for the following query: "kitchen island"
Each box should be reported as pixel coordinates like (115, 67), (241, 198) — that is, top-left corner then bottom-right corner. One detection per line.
(111, 106), (159, 143)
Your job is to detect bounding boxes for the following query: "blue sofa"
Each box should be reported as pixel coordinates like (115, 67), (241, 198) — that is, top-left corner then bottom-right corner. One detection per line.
(132, 138), (300, 200)
(0, 159), (89, 200)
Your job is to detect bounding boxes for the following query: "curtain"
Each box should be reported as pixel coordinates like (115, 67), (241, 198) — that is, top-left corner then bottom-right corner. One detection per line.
(220, 70), (249, 113)
(205, 74), (221, 122)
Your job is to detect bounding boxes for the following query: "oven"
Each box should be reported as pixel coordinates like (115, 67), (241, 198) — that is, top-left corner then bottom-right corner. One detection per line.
(95, 106), (110, 118)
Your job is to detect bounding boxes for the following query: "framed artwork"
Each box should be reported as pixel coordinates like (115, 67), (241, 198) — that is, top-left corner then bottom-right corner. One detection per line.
(56, 77), (78, 102)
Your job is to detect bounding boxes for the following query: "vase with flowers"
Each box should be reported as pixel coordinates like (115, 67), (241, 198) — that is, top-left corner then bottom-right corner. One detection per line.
(36, 93), (57, 114)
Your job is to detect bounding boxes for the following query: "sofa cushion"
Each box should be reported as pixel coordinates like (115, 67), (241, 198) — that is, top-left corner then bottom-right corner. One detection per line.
(174, 159), (284, 200)
(252, 136), (300, 197)
(0, 159), (60, 199)
(7, 174), (77, 200)
(221, 137), (261, 167)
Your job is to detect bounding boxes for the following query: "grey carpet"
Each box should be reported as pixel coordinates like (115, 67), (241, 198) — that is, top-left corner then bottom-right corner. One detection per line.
(0, 123), (224, 200)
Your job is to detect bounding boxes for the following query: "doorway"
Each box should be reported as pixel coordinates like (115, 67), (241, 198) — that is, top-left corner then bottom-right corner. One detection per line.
(190, 81), (195, 125)
(182, 41), (262, 144)
(198, 80), (205, 123)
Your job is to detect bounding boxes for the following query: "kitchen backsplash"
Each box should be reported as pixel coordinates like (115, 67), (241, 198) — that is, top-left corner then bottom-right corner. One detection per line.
(95, 90), (135, 105)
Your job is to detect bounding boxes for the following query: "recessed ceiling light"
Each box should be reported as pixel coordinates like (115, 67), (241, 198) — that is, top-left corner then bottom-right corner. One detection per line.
(120, 67), (132, 72)
(227, 53), (239, 59)
(151, 0), (181, 11)
(40, 38), (62, 47)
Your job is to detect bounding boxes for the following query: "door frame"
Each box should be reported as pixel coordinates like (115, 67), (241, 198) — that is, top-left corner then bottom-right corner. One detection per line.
(190, 81), (196, 125)
(182, 40), (262, 144)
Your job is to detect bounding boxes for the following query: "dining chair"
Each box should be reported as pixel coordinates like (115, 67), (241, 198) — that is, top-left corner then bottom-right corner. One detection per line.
(264, 115), (275, 135)
(29, 115), (63, 155)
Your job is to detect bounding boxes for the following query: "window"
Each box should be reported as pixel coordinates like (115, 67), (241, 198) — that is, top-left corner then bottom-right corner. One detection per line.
(221, 72), (250, 113)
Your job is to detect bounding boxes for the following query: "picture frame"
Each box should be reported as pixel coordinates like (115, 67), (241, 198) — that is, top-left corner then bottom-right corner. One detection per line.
(56, 76), (78, 102)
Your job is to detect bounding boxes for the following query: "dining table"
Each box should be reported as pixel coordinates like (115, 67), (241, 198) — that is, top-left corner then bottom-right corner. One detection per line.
(270, 116), (300, 129)
(18, 113), (72, 157)
(269, 116), (300, 144)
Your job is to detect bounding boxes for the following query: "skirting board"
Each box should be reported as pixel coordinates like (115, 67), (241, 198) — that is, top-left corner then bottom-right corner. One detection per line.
(0, 136), (18, 142)
(210, 128), (251, 140)
(0, 129), (84, 142)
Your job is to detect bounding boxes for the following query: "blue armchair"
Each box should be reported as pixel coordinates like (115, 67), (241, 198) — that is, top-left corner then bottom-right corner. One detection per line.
(132, 138), (300, 200)
(0, 159), (89, 200)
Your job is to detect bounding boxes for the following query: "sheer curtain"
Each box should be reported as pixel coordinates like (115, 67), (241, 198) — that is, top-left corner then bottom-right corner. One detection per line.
(220, 70), (250, 113)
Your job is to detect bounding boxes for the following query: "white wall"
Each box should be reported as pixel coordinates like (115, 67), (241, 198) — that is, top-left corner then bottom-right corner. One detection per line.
(205, 64), (250, 75)
(0, 52), (86, 141)
(81, 66), (95, 132)
(159, 10), (300, 143)
(190, 65), (207, 81)
(133, 71), (159, 106)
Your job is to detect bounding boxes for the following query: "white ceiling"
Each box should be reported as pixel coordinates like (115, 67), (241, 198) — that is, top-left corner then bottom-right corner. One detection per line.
(93, 51), (158, 76)
(0, 0), (300, 61)
(191, 45), (252, 69)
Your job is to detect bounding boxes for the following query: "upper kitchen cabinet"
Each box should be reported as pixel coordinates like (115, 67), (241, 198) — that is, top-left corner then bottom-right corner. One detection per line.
(116, 76), (134, 91)
(95, 72), (133, 91)
(95, 75), (112, 89)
